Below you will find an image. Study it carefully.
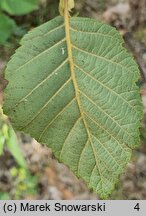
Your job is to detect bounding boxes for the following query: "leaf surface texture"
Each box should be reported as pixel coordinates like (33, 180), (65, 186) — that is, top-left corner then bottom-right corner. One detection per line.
(3, 16), (143, 198)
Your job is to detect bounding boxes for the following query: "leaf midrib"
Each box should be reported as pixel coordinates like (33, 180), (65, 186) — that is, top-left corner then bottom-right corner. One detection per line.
(64, 2), (92, 141)
(64, 0), (102, 184)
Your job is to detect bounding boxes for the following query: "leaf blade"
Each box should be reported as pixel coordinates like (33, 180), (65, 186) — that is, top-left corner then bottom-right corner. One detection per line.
(3, 16), (143, 198)
(0, 0), (38, 15)
(0, 13), (17, 44)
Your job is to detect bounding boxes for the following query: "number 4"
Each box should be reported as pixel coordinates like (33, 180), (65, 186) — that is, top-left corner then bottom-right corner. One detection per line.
(134, 203), (140, 211)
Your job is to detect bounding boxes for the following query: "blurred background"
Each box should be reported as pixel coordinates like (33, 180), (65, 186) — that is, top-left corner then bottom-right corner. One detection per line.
(0, 0), (146, 200)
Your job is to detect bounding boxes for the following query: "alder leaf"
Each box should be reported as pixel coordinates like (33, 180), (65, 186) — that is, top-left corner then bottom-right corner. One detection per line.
(3, 16), (143, 198)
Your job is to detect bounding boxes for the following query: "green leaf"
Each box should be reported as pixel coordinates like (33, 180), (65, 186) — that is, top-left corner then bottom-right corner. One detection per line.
(0, 131), (5, 155)
(0, 13), (17, 44)
(6, 127), (27, 168)
(0, 192), (10, 200)
(3, 16), (143, 198)
(0, 0), (38, 16)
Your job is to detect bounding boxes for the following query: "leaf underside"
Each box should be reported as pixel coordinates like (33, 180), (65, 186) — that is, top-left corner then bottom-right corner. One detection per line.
(3, 16), (143, 198)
